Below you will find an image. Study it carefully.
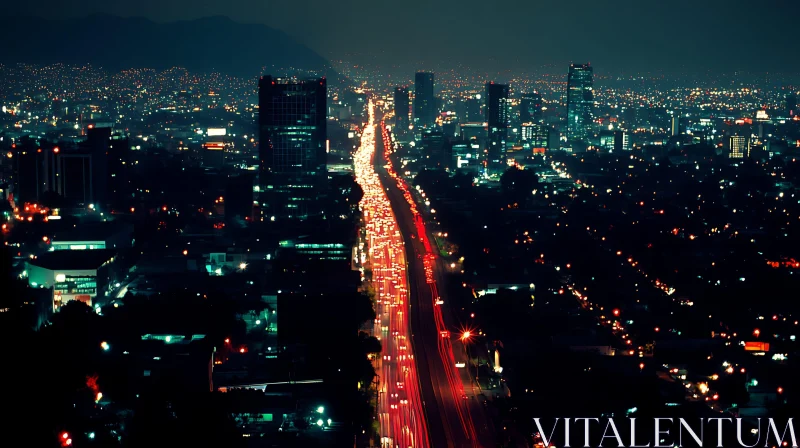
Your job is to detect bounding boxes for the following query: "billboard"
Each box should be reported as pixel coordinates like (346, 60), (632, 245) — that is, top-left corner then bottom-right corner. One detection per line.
(744, 341), (769, 352)
(207, 128), (227, 137)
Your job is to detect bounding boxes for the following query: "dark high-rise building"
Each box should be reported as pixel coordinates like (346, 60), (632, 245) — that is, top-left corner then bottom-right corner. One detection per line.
(13, 139), (55, 205)
(485, 82), (510, 173)
(413, 72), (435, 129)
(421, 129), (446, 168)
(80, 126), (127, 210)
(58, 153), (92, 205)
(258, 76), (327, 220)
(464, 97), (482, 122)
(566, 63), (594, 144)
(85, 126), (111, 207)
(786, 93), (797, 117)
(224, 172), (254, 226)
(394, 87), (410, 134)
(12, 129), (126, 210)
(520, 92), (543, 124)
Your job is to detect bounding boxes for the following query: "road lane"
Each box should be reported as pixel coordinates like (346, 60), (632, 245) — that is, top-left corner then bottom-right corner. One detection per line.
(355, 101), (429, 448)
(375, 118), (484, 448)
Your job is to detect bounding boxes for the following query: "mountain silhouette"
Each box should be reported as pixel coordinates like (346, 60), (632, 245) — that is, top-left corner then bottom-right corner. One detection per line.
(0, 14), (333, 77)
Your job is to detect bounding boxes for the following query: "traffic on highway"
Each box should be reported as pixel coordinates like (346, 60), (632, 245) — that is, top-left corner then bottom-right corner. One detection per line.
(377, 118), (488, 448)
(355, 101), (429, 448)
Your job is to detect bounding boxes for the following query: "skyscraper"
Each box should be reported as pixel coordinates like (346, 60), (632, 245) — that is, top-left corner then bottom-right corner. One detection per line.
(394, 87), (410, 135)
(520, 91), (543, 124)
(421, 129), (447, 168)
(84, 126), (128, 209)
(786, 93), (797, 117)
(566, 63), (594, 144)
(258, 76), (327, 220)
(485, 82), (510, 173)
(464, 97), (482, 122)
(414, 72), (435, 129)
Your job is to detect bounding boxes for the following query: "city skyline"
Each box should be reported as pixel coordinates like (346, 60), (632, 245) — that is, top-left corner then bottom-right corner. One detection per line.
(2, 3), (800, 447)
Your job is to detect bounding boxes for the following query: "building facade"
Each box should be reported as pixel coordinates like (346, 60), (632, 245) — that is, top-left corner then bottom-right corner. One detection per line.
(485, 83), (510, 174)
(394, 87), (410, 136)
(729, 135), (750, 159)
(520, 92), (543, 124)
(566, 63), (594, 145)
(413, 72), (435, 129)
(258, 76), (327, 220)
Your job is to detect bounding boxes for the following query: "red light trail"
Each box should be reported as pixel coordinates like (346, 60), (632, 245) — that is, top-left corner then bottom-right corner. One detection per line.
(379, 120), (480, 447)
(356, 101), (429, 448)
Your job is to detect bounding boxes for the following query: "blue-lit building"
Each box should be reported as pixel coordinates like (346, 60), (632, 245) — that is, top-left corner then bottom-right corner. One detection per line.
(566, 63), (594, 145)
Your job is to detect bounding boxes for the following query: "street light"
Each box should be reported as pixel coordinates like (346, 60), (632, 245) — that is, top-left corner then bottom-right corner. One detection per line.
(460, 330), (480, 391)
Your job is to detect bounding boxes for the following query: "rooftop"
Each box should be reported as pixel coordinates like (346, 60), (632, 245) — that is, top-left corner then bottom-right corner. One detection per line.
(51, 221), (133, 242)
(28, 249), (116, 270)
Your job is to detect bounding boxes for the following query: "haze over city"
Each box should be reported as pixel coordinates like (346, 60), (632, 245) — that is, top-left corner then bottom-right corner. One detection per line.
(6, 0), (800, 74)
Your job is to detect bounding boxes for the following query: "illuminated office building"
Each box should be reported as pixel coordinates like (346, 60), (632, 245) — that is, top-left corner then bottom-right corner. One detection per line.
(729, 135), (750, 159)
(566, 63), (594, 144)
(521, 123), (550, 150)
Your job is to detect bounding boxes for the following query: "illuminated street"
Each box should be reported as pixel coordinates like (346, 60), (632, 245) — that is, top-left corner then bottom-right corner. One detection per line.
(376, 120), (491, 448)
(355, 101), (429, 448)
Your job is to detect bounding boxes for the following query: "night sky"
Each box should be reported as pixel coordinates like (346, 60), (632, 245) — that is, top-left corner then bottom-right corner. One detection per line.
(8, 0), (800, 74)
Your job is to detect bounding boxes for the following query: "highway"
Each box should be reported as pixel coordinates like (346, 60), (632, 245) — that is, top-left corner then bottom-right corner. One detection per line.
(355, 101), (429, 448)
(375, 118), (493, 448)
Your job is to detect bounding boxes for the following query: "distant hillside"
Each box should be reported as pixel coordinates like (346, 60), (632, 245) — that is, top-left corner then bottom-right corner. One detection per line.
(0, 14), (333, 77)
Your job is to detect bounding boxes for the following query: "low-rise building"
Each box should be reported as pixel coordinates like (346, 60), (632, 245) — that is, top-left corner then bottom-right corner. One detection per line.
(25, 249), (118, 311)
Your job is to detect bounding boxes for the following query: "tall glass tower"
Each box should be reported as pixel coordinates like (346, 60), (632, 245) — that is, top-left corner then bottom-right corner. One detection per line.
(485, 82), (509, 174)
(566, 63), (594, 144)
(413, 72), (435, 129)
(258, 76), (327, 220)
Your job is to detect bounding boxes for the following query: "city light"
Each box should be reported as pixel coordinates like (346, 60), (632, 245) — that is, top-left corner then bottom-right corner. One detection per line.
(7, 22), (800, 448)
(354, 102), (430, 447)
